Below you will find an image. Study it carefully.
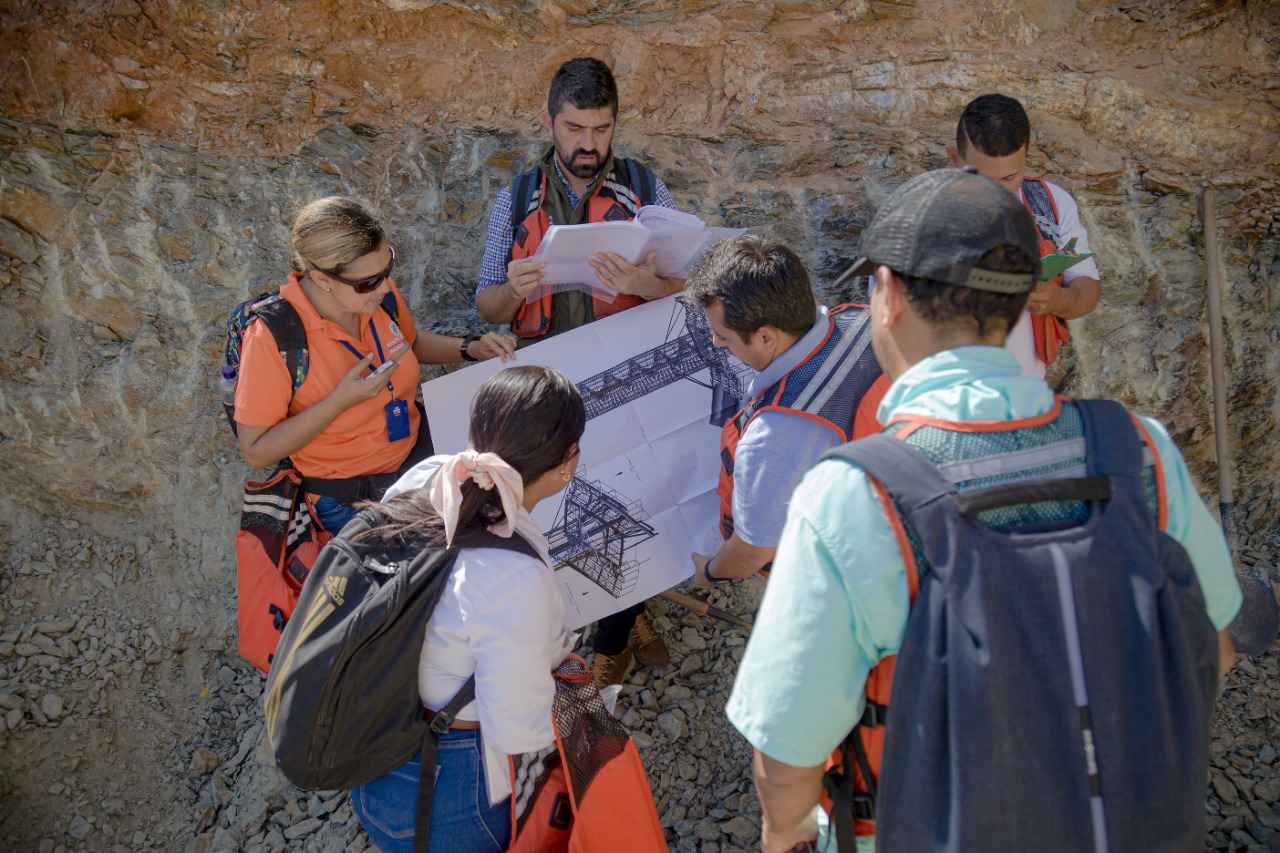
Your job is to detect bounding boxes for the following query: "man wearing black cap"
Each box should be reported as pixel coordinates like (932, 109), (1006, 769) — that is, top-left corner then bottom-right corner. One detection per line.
(725, 169), (1240, 852)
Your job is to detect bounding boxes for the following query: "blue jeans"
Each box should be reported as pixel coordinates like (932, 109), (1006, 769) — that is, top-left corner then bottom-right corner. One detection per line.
(352, 729), (511, 853)
(313, 496), (358, 536)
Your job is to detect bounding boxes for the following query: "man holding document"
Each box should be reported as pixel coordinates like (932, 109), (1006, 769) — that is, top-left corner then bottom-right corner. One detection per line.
(476, 57), (685, 343)
(476, 56), (677, 686)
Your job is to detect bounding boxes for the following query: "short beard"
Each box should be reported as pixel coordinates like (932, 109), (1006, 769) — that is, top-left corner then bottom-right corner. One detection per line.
(561, 147), (607, 180)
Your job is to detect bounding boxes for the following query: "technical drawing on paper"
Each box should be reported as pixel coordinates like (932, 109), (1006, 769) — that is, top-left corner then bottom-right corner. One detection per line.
(547, 478), (657, 599)
(576, 297), (753, 427)
(546, 298), (753, 595)
(422, 293), (754, 626)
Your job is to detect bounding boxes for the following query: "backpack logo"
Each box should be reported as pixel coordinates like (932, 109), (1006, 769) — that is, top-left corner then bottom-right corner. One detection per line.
(324, 576), (347, 607)
(601, 202), (628, 222)
(549, 793), (572, 830)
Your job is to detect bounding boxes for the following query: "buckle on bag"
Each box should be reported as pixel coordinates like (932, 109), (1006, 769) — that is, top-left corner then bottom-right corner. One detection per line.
(859, 701), (887, 728)
(852, 792), (875, 821)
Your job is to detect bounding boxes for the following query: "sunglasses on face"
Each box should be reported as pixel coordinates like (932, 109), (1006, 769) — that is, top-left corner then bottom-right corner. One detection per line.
(323, 246), (395, 294)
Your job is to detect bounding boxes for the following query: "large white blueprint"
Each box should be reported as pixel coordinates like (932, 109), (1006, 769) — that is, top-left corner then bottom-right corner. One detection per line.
(421, 295), (753, 630)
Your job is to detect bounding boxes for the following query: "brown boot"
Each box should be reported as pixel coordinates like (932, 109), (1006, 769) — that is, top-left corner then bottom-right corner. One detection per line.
(627, 611), (670, 667)
(591, 647), (636, 689)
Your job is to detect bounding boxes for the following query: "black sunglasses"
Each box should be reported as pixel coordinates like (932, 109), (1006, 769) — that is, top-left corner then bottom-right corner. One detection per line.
(323, 246), (395, 294)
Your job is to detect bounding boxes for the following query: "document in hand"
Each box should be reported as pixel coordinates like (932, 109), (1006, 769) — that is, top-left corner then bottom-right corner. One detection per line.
(1039, 252), (1096, 281)
(530, 205), (745, 297)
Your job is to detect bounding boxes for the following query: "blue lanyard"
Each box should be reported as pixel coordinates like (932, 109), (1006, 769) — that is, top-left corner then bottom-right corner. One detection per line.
(340, 319), (397, 397)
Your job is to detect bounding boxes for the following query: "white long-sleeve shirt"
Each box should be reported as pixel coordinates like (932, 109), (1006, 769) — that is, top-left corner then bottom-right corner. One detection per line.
(385, 456), (577, 804)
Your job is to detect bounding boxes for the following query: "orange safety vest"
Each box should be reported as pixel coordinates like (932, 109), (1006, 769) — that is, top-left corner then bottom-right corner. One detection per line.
(717, 305), (888, 542)
(508, 159), (656, 339)
(1022, 179), (1072, 365)
(507, 656), (666, 853)
(820, 399), (1171, 844)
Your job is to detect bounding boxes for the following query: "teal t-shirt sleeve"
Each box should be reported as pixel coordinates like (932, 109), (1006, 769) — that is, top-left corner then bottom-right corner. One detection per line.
(726, 459), (911, 768)
(1138, 416), (1242, 630)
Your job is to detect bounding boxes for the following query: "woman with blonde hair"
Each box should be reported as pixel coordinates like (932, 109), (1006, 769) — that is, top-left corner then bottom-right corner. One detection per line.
(234, 196), (514, 533)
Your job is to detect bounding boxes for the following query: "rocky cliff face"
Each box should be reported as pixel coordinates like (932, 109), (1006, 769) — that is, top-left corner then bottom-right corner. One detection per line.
(0, 1), (1276, 849)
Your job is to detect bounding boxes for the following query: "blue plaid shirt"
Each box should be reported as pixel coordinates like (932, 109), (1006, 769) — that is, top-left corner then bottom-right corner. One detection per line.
(477, 155), (676, 296)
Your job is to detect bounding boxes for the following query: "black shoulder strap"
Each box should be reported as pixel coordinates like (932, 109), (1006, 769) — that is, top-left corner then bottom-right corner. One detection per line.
(510, 166), (541, 240)
(379, 291), (399, 324)
(254, 298), (309, 391)
(622, 158), (658, 207)
(1075, 398), (1142, 479)
(452, 527), (542, 560)
(412, 526), (541, 853)
(823, 434), (956, 520)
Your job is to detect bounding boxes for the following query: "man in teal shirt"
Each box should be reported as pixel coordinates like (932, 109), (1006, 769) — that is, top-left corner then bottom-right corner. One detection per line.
(726, 168), (1241, 852)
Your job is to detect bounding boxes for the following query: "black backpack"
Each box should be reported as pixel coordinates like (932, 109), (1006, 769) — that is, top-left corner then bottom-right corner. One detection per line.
(263, 507), (539, 852)
(823, 400), (1219, 852)
(222, 290), (400, 436)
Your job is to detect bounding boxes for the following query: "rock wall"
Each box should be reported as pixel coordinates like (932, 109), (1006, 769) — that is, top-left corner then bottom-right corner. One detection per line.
(0, 0), (1276, 849)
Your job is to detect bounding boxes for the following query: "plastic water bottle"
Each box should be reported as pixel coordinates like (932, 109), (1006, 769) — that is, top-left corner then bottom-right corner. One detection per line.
(219, 366), (238, 434)
(218, 366), (238, 408)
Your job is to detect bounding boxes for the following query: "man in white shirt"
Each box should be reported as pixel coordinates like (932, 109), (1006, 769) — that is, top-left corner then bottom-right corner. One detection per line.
(948, 93), (1101, 379)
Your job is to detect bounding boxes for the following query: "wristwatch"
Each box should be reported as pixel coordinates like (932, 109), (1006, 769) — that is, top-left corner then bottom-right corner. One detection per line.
(460, 335), (480, 362)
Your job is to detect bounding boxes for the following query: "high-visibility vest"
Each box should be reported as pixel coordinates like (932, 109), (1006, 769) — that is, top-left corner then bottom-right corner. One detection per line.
(1022, 179), (1073, 365)
(508, 158), (656, 339)
(717, 305), (887, 542)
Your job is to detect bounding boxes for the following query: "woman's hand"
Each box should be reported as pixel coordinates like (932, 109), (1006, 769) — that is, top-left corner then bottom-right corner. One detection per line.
(470, 332), (517, 363)
(327, 353), (387, 410)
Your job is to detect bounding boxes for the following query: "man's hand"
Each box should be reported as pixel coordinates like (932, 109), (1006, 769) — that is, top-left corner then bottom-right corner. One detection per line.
(754, 750), (824, 853)
(506, 257), (547, 301)
(590, 251), (679, 301)
(1025, 275), (1100, 320)
(691, 552), (715, 589)
(477, 259), (548, 325)
(1024, 280), (1071, 316)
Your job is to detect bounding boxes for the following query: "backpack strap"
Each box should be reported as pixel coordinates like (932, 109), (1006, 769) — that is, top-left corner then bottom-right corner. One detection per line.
(1074, 398), (1143, 480)
(252, 297), (309, 393)
(622, 158), (658, 208)
(1021, 179), (1062, 247)
(380, 291), (399, 325)
(823, 434), (956, 521)
(510, 167), (541, 245)
(411, 527), (542, 853)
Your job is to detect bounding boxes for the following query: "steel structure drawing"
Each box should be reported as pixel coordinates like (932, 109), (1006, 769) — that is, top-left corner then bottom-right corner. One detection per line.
(576, 297), (750, 426)
(547, 477), (657, 598)
(549, 298), (748, 595)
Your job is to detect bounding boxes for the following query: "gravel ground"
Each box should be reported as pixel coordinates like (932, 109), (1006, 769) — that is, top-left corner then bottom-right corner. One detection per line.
(5, 528), (1274, 852)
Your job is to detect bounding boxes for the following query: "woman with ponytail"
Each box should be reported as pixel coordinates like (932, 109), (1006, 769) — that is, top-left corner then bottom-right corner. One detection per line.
(348, 365), (586, 853)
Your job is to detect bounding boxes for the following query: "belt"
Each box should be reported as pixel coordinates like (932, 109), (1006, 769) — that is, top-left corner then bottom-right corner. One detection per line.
(424, 708), (480, 730)
(303, 471), (401, 504)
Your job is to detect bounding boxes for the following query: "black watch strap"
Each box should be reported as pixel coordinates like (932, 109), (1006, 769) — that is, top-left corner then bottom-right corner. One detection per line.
(460, 335), (480, 362)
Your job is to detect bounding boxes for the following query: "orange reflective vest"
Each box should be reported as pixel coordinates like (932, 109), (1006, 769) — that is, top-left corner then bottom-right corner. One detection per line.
(508, 656), (665, 853)
(1022, 179), (1072, 365)
(820, 399), (1171, 846)
(508, 159), (656, 339)
(717, 305), (887, 541)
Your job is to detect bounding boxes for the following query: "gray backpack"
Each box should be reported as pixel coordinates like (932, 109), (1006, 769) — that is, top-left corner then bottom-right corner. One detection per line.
(824, 399), (1219, 853)
(262, 507), (538, 852)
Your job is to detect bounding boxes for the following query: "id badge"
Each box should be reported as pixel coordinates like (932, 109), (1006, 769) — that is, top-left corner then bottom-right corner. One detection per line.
(385, 398), (411, 443)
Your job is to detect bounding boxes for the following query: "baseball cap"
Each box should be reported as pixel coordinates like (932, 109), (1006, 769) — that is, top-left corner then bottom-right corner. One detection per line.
(834, 168), (1041, 294)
